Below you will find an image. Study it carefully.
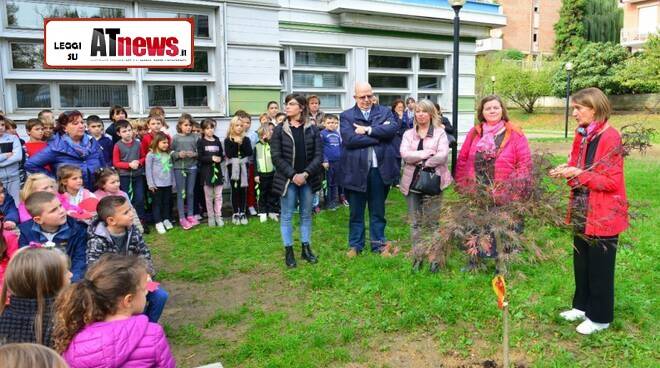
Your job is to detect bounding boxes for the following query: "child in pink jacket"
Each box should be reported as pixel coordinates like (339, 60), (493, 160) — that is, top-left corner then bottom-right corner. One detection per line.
(54, 254), (175, 368)
(0, 229), (19, 289)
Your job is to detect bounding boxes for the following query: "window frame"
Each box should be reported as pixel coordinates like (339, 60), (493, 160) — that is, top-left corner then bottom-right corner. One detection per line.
(143, 82), (211, 111)
(368, 50), (448, 105)
(4, 0), (127, 31)
(280, 46), (350, 112)
(12, 81), (133, 111)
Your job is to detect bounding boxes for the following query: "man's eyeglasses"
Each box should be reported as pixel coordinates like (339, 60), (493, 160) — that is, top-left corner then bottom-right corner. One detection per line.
(356, 95), (374, 100)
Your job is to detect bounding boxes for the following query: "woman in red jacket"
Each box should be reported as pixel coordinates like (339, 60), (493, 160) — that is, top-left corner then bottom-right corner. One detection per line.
(550, 87), (628, 335)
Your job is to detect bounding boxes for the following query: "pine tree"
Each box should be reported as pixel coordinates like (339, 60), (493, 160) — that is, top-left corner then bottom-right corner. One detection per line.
(553, 0), (587, 57)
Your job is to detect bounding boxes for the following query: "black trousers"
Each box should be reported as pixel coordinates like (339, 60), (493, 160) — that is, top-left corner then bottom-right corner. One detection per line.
(257, 173), (278, 214)
(572, 234), (618, 323)
(231, 180), (247, 215)
(152, 186), (172, 223)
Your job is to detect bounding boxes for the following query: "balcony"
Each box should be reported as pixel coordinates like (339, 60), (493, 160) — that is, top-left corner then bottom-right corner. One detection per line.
(475, 37), (503, 53)
(621, 28), (657, 48)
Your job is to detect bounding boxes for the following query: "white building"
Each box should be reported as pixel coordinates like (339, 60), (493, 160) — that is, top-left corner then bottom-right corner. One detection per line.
(0, 0), (505, 137)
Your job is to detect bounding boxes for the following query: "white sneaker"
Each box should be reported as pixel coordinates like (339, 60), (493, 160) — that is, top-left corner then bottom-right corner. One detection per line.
(576, 318), (610, 335)
(216, 216), (224, 227)
(240, 213), (248, 225)
(232, 214), (240, 225)
(560, 308), (586, 322)
(248, 207), (257, 216)
(208, 217), (216, 227)
(268, 213), (279, 222)
(155, 222), (166, 234)
(163, 220), (173, 230)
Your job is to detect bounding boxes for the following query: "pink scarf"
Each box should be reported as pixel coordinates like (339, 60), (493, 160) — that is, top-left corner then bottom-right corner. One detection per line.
(475, 120), (505, 155)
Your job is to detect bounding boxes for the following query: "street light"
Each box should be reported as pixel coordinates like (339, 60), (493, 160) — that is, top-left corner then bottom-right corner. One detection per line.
(449, 0), (465, 175)
(491, 75), (496, 95)
(563, 61), (573, 138)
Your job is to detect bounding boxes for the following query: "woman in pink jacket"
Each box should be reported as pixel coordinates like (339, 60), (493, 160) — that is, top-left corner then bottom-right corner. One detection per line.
(454, 95), (532, 270)
(400, 99), (453, 272)
(53, 254), (175, 368)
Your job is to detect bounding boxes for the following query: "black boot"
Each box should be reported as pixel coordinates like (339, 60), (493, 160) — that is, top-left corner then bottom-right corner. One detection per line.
(285, 246), (297, 268)
(301, 243), (318, 264)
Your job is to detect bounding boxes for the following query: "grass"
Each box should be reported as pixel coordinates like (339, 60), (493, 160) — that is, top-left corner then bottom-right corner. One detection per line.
(508, 110), (660, 133)
(149, 112), (659, 367)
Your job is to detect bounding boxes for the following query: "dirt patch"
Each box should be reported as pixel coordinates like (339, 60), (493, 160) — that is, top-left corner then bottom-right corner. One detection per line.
(341, 331), (529, 368)
(161, 272), (252, 328)
(161, 268), (306, 368)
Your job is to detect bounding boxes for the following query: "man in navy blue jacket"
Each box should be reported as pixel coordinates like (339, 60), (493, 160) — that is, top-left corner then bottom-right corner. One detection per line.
(340, 82), (400, 256)
(18, 191), (87, 281)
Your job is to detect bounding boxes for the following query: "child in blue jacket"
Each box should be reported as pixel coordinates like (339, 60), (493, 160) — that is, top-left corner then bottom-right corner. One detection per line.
(18, 191), (87, 281)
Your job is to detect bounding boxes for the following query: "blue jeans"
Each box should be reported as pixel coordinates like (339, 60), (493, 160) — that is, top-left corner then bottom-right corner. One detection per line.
(174, 168), (197, 219)
(346, 168), (390, 252)
(325, 161), (339, 207)
(280, 183), (313, 247)
(119, 174), (146, 218)
(144, 287), (169, 323)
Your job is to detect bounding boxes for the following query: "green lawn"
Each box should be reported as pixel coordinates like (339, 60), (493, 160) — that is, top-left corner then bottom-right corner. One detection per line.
(149, 146), (659, 367)
(508, 110), (660, 132)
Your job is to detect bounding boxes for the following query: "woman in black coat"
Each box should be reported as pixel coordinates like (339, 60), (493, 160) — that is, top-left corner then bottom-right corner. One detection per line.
(270, 94), (324, 268)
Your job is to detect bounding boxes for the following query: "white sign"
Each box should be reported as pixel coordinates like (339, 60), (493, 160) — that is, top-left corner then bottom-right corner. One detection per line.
(44, 18), (194, 68)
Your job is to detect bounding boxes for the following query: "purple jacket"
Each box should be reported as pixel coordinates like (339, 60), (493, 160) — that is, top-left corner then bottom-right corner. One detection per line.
(63, 315), (175, 368)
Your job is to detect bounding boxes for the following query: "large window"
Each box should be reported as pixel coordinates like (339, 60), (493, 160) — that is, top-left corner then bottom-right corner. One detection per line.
(142, 8), (215, 110)
(145, 11), (210, 38)
(6, 1), (124, 29)
(145, 84), (209, 109)
(368, 52), (446, 106)
(280, 49), (348, 111)
(16, 84), (51, 108)
(10, 42), (126, 72)
(11, 43), (43, 69)
(60, 85), (128, 108)
(2, 3), (223, 114)
(148, 85), (176, 107)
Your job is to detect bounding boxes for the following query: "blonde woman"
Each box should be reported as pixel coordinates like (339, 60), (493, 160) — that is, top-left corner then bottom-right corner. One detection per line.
(399, 99), (453, 272)
(224, 116), (253, 225)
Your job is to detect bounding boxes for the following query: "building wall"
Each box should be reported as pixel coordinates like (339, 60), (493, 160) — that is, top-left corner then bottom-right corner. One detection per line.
(621, 0), (659, 50)
(538, 0), (562, 53)
(499, 0), (532, 52)
(496, 0), (560, 55)
(622, 0), (660, 29)
(0, 0), (505, 140)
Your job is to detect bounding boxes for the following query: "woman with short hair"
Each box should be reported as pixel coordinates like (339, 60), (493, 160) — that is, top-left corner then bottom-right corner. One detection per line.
(551, 87), (628, 335)
(25, 111), (105, 190)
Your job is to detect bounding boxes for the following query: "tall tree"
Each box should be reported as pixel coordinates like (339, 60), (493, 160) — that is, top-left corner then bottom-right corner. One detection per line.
(584, 0), (623, 43)
(553, 0), (587, 57)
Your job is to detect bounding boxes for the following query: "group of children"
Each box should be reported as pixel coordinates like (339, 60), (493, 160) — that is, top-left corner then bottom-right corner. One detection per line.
(0, 95), (349, 367)
(0, 192), (173, 366)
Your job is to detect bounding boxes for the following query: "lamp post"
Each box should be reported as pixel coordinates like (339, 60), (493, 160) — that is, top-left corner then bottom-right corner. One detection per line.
(449, 0), (465, 175)
(563, 62), (573, 138)
(490, 75), (496, 95)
